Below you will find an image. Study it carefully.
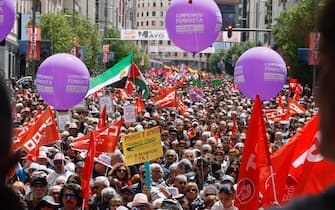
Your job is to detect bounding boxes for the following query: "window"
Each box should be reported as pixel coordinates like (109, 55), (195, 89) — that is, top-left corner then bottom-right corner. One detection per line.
(152, 11), (156, 17)
(137, 12), (139, 17)
(147, 11), (149, 16)
(183, 53), (188, 57)
(160, 11), (164, 17)
(159, 40), (163, 45)
(141, 21), (143, 26)
(137, 22), (139, 27)
(159, 21), (164, 27)
(153, 2), (156, 7)
(146, 21), (149, 26)
(168, 41), (171, 45)
(141, 12), (143, 17)
(161, 2), (163, 7)
(152, 20), (156, 26)
(174, 52), (178, 57)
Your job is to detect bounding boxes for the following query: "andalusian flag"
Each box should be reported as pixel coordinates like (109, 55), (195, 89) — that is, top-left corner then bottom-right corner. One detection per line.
(86, 54), (148, 98)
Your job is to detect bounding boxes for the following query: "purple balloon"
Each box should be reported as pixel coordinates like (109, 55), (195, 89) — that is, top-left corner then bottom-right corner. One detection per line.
(165, 0), (222, 53)
(234, 47), (287, 101)
(36, 54), (90, 110)
(0, 0), (16, 41)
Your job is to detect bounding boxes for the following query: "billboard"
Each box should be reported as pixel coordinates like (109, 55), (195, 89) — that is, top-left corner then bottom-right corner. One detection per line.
(121, 30), (170, 40)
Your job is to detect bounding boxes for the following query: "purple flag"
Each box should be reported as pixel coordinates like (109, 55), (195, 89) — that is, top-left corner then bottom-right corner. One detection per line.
(188, 86), (204, 103)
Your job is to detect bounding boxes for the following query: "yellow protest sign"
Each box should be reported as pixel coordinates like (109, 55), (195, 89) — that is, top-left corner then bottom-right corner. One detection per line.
(122, 126), (163, 166)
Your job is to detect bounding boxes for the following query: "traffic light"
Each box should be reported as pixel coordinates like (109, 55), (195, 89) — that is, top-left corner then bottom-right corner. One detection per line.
(227, 25), (233, 38)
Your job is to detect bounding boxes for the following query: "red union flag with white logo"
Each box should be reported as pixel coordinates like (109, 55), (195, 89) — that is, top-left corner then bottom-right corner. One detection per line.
(152, 87), (177, 108)
(235, 95), (271, 210)
(259, 113), (335, 207)
(73, 119), (123, 156)
(13, 107), (60, 154)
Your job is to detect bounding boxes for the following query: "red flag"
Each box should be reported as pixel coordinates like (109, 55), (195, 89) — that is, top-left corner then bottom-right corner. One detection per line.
(288, 98), (307, 115)
(93, 88), (104, 99)
(125, 80), (136, 95)
(235, 95), (271, 210)
(230, 83), (239, 92)
(175, 77), (185, 86)
(293, 83), (303, 101)
(98, 106), (107, 129)
(214, 131), (219, 142)
(177, 97), (187, 115)
(81, 132), (96, 207)
(73, 119), (123, 155)
(152, 87), (177, 108)
(260, 114), (335, 207)
(232, 113), (237, 135)
(27, 27), (41, 61)
(288, 78), (298, 92)
(14, 107), (60, 154)
(135, 95), (145, 115)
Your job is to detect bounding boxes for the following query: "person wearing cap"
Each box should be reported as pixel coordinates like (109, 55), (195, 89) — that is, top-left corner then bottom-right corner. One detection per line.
(47, 153), (73, 187)
(120, 185), (136, 206)
(211, 183), (237, 210)
(92, 153), (112, 179)
(36, 195), (60, 210)
(25, 171), (49, 210)
(127, 193), (151, 210)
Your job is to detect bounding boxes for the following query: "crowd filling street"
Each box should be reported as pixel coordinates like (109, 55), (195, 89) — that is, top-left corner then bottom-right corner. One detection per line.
(7, 71), (316, 210)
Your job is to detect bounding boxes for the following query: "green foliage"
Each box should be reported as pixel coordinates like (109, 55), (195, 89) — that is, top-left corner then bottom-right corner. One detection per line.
(272, 0), (320, 85)
(40, 12), (147, 75)
(208, 42), (256, 75)
(208, 50), (225, 74)
(104, 28), (148, 71)
(40, 12), (102, 73)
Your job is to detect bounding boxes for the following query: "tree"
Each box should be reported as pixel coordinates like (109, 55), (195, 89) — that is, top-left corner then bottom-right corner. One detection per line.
(40, 12), (102, 73)
(104, 28), (148, 71)
(208, 50), (225, 74)
(272, 0), (321, 85)
(208, 42), (255, 75)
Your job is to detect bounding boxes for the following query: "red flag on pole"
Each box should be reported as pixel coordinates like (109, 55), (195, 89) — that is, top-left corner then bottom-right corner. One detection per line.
(260, 113), (335, 207)
(98, 106), (107, 129)
(235, 95), (272, 210)
(232, 113), (237, 135)
(81, 132), (96, 208)
(135, 95), (145, 115)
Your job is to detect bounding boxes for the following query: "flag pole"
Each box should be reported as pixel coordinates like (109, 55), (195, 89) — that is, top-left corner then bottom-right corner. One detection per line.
(269, 164), (280, 207)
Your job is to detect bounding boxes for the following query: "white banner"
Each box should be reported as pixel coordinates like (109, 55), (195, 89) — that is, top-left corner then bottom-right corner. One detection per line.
(123, 104), (136, 124)
(99, 96), (114, 114)
(121, 30), (170, 40)
(56, 111), (72, 132)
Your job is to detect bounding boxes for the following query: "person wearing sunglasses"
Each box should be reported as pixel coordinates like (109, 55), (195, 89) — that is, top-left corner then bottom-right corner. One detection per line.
(108, 163), (131, 193)
(184, 182), (205, 210)
(59, 183), (82, 210)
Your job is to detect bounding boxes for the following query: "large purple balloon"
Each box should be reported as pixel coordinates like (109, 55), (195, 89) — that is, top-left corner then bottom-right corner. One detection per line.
(36, 54), (90, 110)
(0, 0), (16, 41)
(165, 0), (222, 53)
(234, 47), (287, 101)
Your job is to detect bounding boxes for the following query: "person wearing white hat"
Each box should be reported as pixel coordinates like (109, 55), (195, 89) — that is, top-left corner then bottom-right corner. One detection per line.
(47, 153), (73, 187)
(92, 153), (112, 178)
(127, 193), (151, 209)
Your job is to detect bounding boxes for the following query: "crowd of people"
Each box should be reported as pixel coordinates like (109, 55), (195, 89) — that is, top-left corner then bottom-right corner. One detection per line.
(4, 69), (317, 210)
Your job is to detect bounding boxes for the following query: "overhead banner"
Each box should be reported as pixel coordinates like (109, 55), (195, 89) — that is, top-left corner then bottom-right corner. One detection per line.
(122, 126), (163, 166)
(121, 29), (170, 40)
